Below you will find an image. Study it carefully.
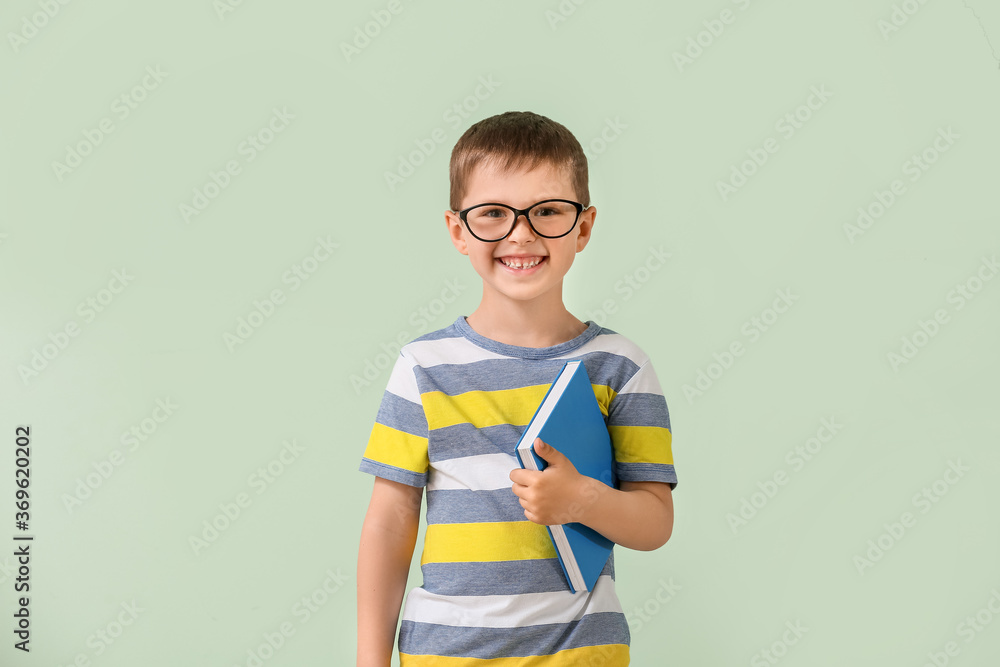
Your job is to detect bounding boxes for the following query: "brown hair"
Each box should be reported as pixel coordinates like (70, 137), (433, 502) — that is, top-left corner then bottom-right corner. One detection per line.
(449, 111), (590, 211)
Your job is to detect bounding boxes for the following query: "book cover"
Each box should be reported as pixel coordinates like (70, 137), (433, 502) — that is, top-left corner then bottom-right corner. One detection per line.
(514, 359), (616, 593)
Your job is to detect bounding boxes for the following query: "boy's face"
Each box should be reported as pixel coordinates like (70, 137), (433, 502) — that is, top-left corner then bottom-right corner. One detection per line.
(445, 160), (596, 308)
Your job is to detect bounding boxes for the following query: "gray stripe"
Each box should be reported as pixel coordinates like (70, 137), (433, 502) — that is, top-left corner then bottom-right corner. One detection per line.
(375, 391), (427, 436)
(617, 462), (677, 489)
(359, 458), (427, 487)
(609, 393), (671, 429)
(415, 358), (567, 395)
(594, 351), (642, 390)
(399, 611), (629, 658)
(429, 422), (524, 461)
(414, 351), (640, 395)
(426, 488), (525, 524)
(420, 553), (616, 596)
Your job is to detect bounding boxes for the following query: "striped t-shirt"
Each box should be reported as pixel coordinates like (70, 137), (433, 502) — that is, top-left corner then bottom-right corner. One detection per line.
(359, 315), (677, 666)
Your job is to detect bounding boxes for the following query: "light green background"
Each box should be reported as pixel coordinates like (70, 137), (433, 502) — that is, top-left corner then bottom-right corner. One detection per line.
(2, 0), (999, 665)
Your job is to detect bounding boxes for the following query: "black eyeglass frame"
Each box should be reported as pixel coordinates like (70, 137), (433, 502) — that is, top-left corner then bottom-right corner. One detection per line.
(455, 198), (586, 242)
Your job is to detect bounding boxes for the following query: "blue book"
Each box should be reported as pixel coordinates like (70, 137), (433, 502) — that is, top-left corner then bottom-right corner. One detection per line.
(514, 360), (616, 593)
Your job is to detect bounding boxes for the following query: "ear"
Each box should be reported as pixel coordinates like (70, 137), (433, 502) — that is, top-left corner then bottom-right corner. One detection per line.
(575, 206), (596, 253)
(445, 209), (469, 256)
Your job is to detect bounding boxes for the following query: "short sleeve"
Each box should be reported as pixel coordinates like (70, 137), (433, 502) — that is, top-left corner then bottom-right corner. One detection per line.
(607, 359), (677, 490)
(358, 350), (430, 487)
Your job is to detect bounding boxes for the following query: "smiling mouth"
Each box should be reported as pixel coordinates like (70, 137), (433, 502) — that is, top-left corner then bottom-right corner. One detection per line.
(496, 256), (546, 269)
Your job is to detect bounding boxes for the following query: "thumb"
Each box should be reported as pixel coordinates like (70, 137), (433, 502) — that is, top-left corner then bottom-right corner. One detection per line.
(535, 438), (563, 463)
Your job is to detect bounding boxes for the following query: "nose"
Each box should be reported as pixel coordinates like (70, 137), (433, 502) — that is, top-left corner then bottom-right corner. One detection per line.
(507, 212), (536, 241)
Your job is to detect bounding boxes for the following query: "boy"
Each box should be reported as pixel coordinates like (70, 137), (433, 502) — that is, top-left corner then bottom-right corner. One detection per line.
(357, 111), (677, 666)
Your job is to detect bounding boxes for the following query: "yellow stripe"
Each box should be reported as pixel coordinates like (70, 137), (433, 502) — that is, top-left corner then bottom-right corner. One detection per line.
(423, 385), (549, 430)
(424, 384), (616, 430)
(421, 521), (556, 565)
(400, 644), (629, 666)
(609, 425), (673, 464)
(363, 422), (429, 474)
(593, 384), (615, 417)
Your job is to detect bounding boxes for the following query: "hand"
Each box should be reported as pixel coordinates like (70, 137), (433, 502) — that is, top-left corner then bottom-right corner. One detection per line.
(509, 438), (596, 526)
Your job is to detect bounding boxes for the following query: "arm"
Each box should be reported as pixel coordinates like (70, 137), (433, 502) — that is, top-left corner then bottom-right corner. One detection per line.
(357, 476), (423, 667)
(510, 439), (674, 551)
(577, 479), (673, 551)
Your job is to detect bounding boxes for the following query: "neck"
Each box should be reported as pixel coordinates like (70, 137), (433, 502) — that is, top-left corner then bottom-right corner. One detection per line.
(466, 284), (587, 348)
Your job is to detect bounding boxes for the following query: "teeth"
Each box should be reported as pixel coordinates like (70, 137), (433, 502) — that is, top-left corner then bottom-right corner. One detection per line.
(500, 257), (542, 269)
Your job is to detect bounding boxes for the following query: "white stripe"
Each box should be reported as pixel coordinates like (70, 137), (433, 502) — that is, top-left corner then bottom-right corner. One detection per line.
(407, 336), (508, 366)
(572, 333), (647, 366)
(400, 574), (622, 627)
(617, 361), (664, 396)
(397, 331), (661, 399)
(427, 452), (518, 491)
(384, 352), (422, 404)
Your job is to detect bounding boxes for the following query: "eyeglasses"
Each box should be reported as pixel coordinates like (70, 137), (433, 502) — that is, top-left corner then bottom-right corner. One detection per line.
(455, 199), (585, 242)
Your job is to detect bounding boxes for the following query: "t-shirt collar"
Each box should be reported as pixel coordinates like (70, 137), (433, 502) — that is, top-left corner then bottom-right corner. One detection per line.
(454, 315), (601, 360)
